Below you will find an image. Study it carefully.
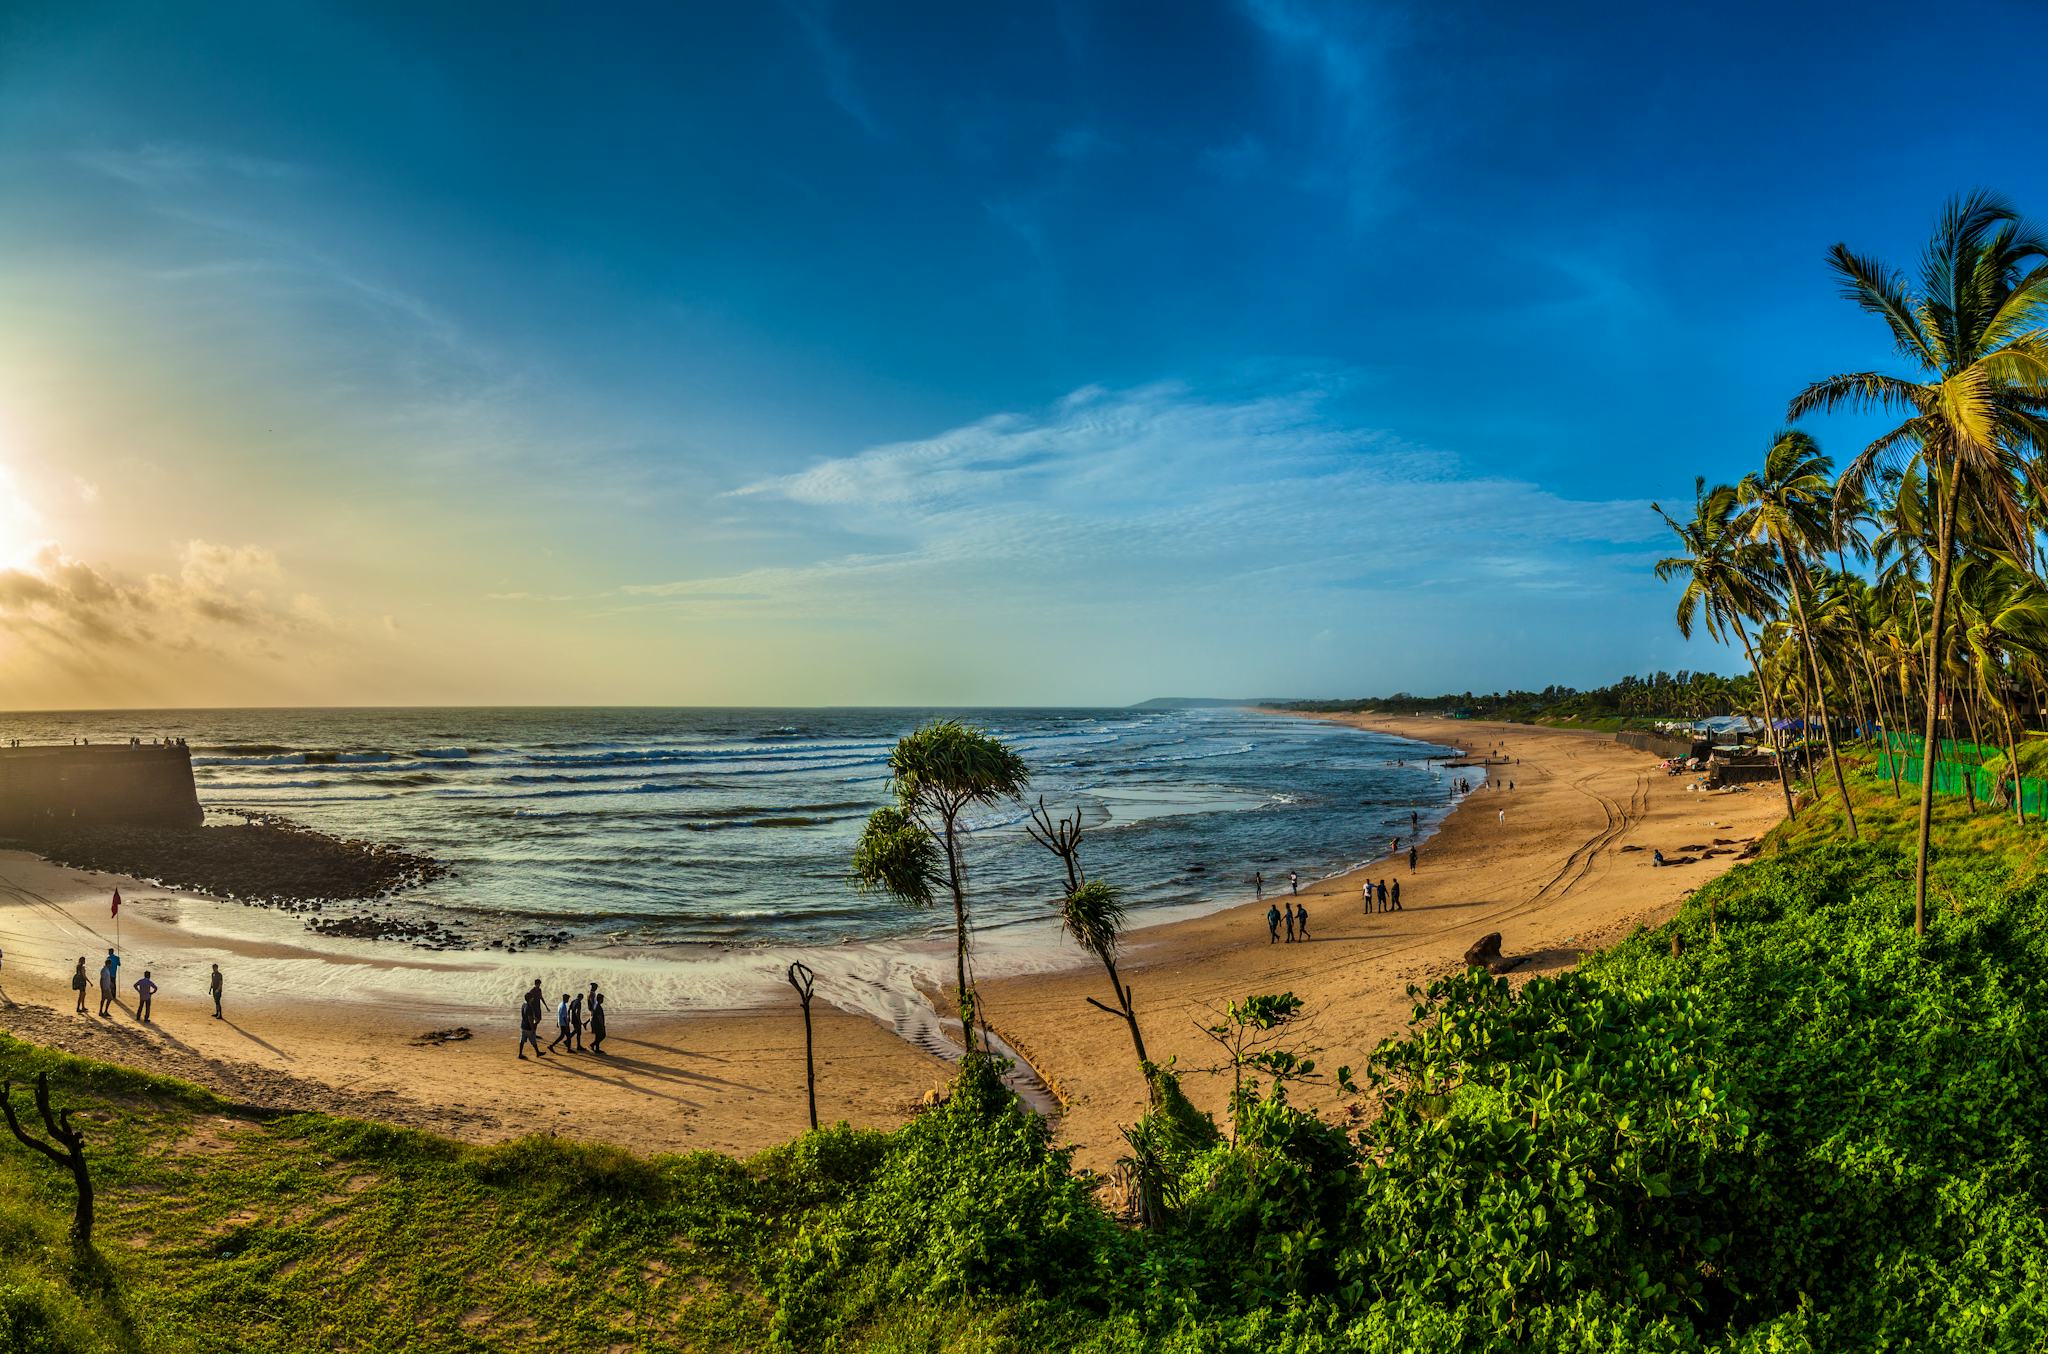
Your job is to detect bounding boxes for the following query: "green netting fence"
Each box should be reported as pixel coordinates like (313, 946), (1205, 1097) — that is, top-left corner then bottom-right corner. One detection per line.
(1875, 732), (2048, 814)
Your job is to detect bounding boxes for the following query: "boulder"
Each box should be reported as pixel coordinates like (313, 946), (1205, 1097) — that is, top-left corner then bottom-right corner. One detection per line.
(1464, 932), (1521, 973)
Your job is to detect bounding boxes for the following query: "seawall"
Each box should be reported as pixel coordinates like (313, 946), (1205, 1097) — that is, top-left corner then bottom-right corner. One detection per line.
(0, 744), (204, 832)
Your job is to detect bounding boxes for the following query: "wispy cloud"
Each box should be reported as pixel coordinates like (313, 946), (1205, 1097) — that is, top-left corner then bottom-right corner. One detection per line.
(1233, 0), (1404, 215)
(74, 142), (303, 189)
(616, 381), (1652, 622)
(786, 1), (882, 138)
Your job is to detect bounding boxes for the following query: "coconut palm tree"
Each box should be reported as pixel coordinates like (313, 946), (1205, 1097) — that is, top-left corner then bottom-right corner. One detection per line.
(1654, 478), (1798, 819)
(1736, 431), (1860, 838)
(1791, 191), (2048, 934)
(851, 720), (1029, 1041)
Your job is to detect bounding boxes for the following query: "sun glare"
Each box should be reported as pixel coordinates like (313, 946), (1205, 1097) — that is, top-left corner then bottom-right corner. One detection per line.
(0, 459), (44, 570)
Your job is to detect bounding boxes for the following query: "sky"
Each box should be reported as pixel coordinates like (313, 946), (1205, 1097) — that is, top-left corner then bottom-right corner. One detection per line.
(1, 0), (2044, 709)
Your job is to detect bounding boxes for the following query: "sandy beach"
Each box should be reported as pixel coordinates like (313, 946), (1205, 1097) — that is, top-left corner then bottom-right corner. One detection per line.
(0, 715), (1781, 1164)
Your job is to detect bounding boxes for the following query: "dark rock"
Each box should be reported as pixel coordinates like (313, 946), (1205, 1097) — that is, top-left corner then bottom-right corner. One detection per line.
(1463, 931), (1519, 973)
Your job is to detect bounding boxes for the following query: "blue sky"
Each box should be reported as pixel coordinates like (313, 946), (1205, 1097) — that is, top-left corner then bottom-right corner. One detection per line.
(0, 0), (2042, 706)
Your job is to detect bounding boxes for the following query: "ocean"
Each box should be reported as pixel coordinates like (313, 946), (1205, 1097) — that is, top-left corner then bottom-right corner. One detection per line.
(5, 706), (1474, 956)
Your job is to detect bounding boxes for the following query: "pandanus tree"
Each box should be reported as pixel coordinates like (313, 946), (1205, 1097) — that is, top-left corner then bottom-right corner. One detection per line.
(851, 720), (1029, 1043)
(1026, 798), (1151, 1084)
(1654, 478), (1799, 819)
(1791, 191), (2048, 934)
(1736, 431), (1860, 838)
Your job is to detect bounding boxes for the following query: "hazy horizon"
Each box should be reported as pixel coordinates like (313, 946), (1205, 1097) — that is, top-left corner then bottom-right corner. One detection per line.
(4, 2), (2043, 708)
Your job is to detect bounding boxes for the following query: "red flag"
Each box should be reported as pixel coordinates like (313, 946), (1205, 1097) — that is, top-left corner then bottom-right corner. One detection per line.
(110, 890), (121, 918)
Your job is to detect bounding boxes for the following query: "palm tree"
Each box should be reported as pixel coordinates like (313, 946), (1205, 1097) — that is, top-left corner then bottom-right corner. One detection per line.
(1654, 478), (1798, 819)
(1791, 191), (2048, 934)
(851, 720), (1029, 1040)
(1736, 431), (1860, 838)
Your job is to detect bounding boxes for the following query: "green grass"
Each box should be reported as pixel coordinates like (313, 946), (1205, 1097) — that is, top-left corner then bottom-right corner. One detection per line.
(0, 1042), (771, 1352)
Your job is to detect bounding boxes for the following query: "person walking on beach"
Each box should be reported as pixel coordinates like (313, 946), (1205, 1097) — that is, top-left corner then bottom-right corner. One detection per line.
(1409, 845), (1418, 872)
(589, 993), (607, 1055)
(96, 958), (115, 1016)
(549, 993), (573, 1052)
(209, 963), (224, 1019)
(1295, 902), (1311, 940)
(1377, 879), (1389, 912)
(1266, 904), (1281, 944)
(1362, 879), (1372, 913)
(1283, 902), (1296, 943)
(1254, 871), (1264, 901)
(569, 992), (586, 1052)
(70, 958), (88, 1014)
(519, 981), (547, 1059)
(133, 970), (157, 1023)
(1391, 879), (1402, 911)
(1288, 871), (1299, 895)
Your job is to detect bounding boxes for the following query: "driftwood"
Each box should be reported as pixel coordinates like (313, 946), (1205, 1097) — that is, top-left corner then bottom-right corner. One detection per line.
(2, 1073), (93, 1246)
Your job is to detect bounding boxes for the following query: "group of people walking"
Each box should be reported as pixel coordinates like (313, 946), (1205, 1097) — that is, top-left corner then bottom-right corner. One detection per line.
(68, 950), (224, 1023)
(1266, 899), (1311, 943)
(518, 979), (608, 1059)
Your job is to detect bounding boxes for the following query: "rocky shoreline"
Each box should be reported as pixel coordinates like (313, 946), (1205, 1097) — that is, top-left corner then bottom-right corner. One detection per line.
(3, 812), (593, 956)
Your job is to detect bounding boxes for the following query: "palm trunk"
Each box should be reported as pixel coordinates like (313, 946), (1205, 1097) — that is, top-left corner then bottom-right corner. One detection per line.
(1733, 619), (1797, 820)
(1914, 478), (1960, 936)
(1783, 544), (1859, 837)
(2000, 692), (2026, 825)
(1863, 647), (1903, 799)
(941, 815), (979, 1047)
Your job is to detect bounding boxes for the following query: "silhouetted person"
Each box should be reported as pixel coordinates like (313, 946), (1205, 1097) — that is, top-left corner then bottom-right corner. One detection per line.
(518, 981), (547, 1059)
(1283, 903), (1296, 942)
(1254, 871), (1264, 900)
(589, 993), (607, 1055)
(1295, 902), (1311, 940)
(209, 963), (224, 1019)
(1266, 904), (1281, 944)
(548, 993), (573, 1052)
(569, 992), (585, 1052)
(1408, 845), (1418, 872)
(134, 970), (157, 1023)
(70, 958), (88, 1013)
(1391, 879), (1402, 911)
(1377, 879), (1389, 912)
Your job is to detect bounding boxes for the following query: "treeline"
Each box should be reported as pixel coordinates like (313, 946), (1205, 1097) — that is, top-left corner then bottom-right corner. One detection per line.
(1281, 669), (1756, 722)
(1654, 190), (2048, 935)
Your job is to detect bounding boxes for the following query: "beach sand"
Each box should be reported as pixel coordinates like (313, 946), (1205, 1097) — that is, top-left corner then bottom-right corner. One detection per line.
(0, 715), (1780, 1164)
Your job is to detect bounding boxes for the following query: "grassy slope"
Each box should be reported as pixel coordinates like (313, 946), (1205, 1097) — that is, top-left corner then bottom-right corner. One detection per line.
(0, 1045), (772, 1352)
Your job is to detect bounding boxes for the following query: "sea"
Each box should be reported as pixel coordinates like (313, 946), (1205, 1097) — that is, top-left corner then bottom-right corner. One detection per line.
(4, 706), (1474, 958)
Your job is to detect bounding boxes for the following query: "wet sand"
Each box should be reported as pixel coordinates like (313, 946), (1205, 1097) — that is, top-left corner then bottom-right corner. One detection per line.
(0, 715), (1780, 1163)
